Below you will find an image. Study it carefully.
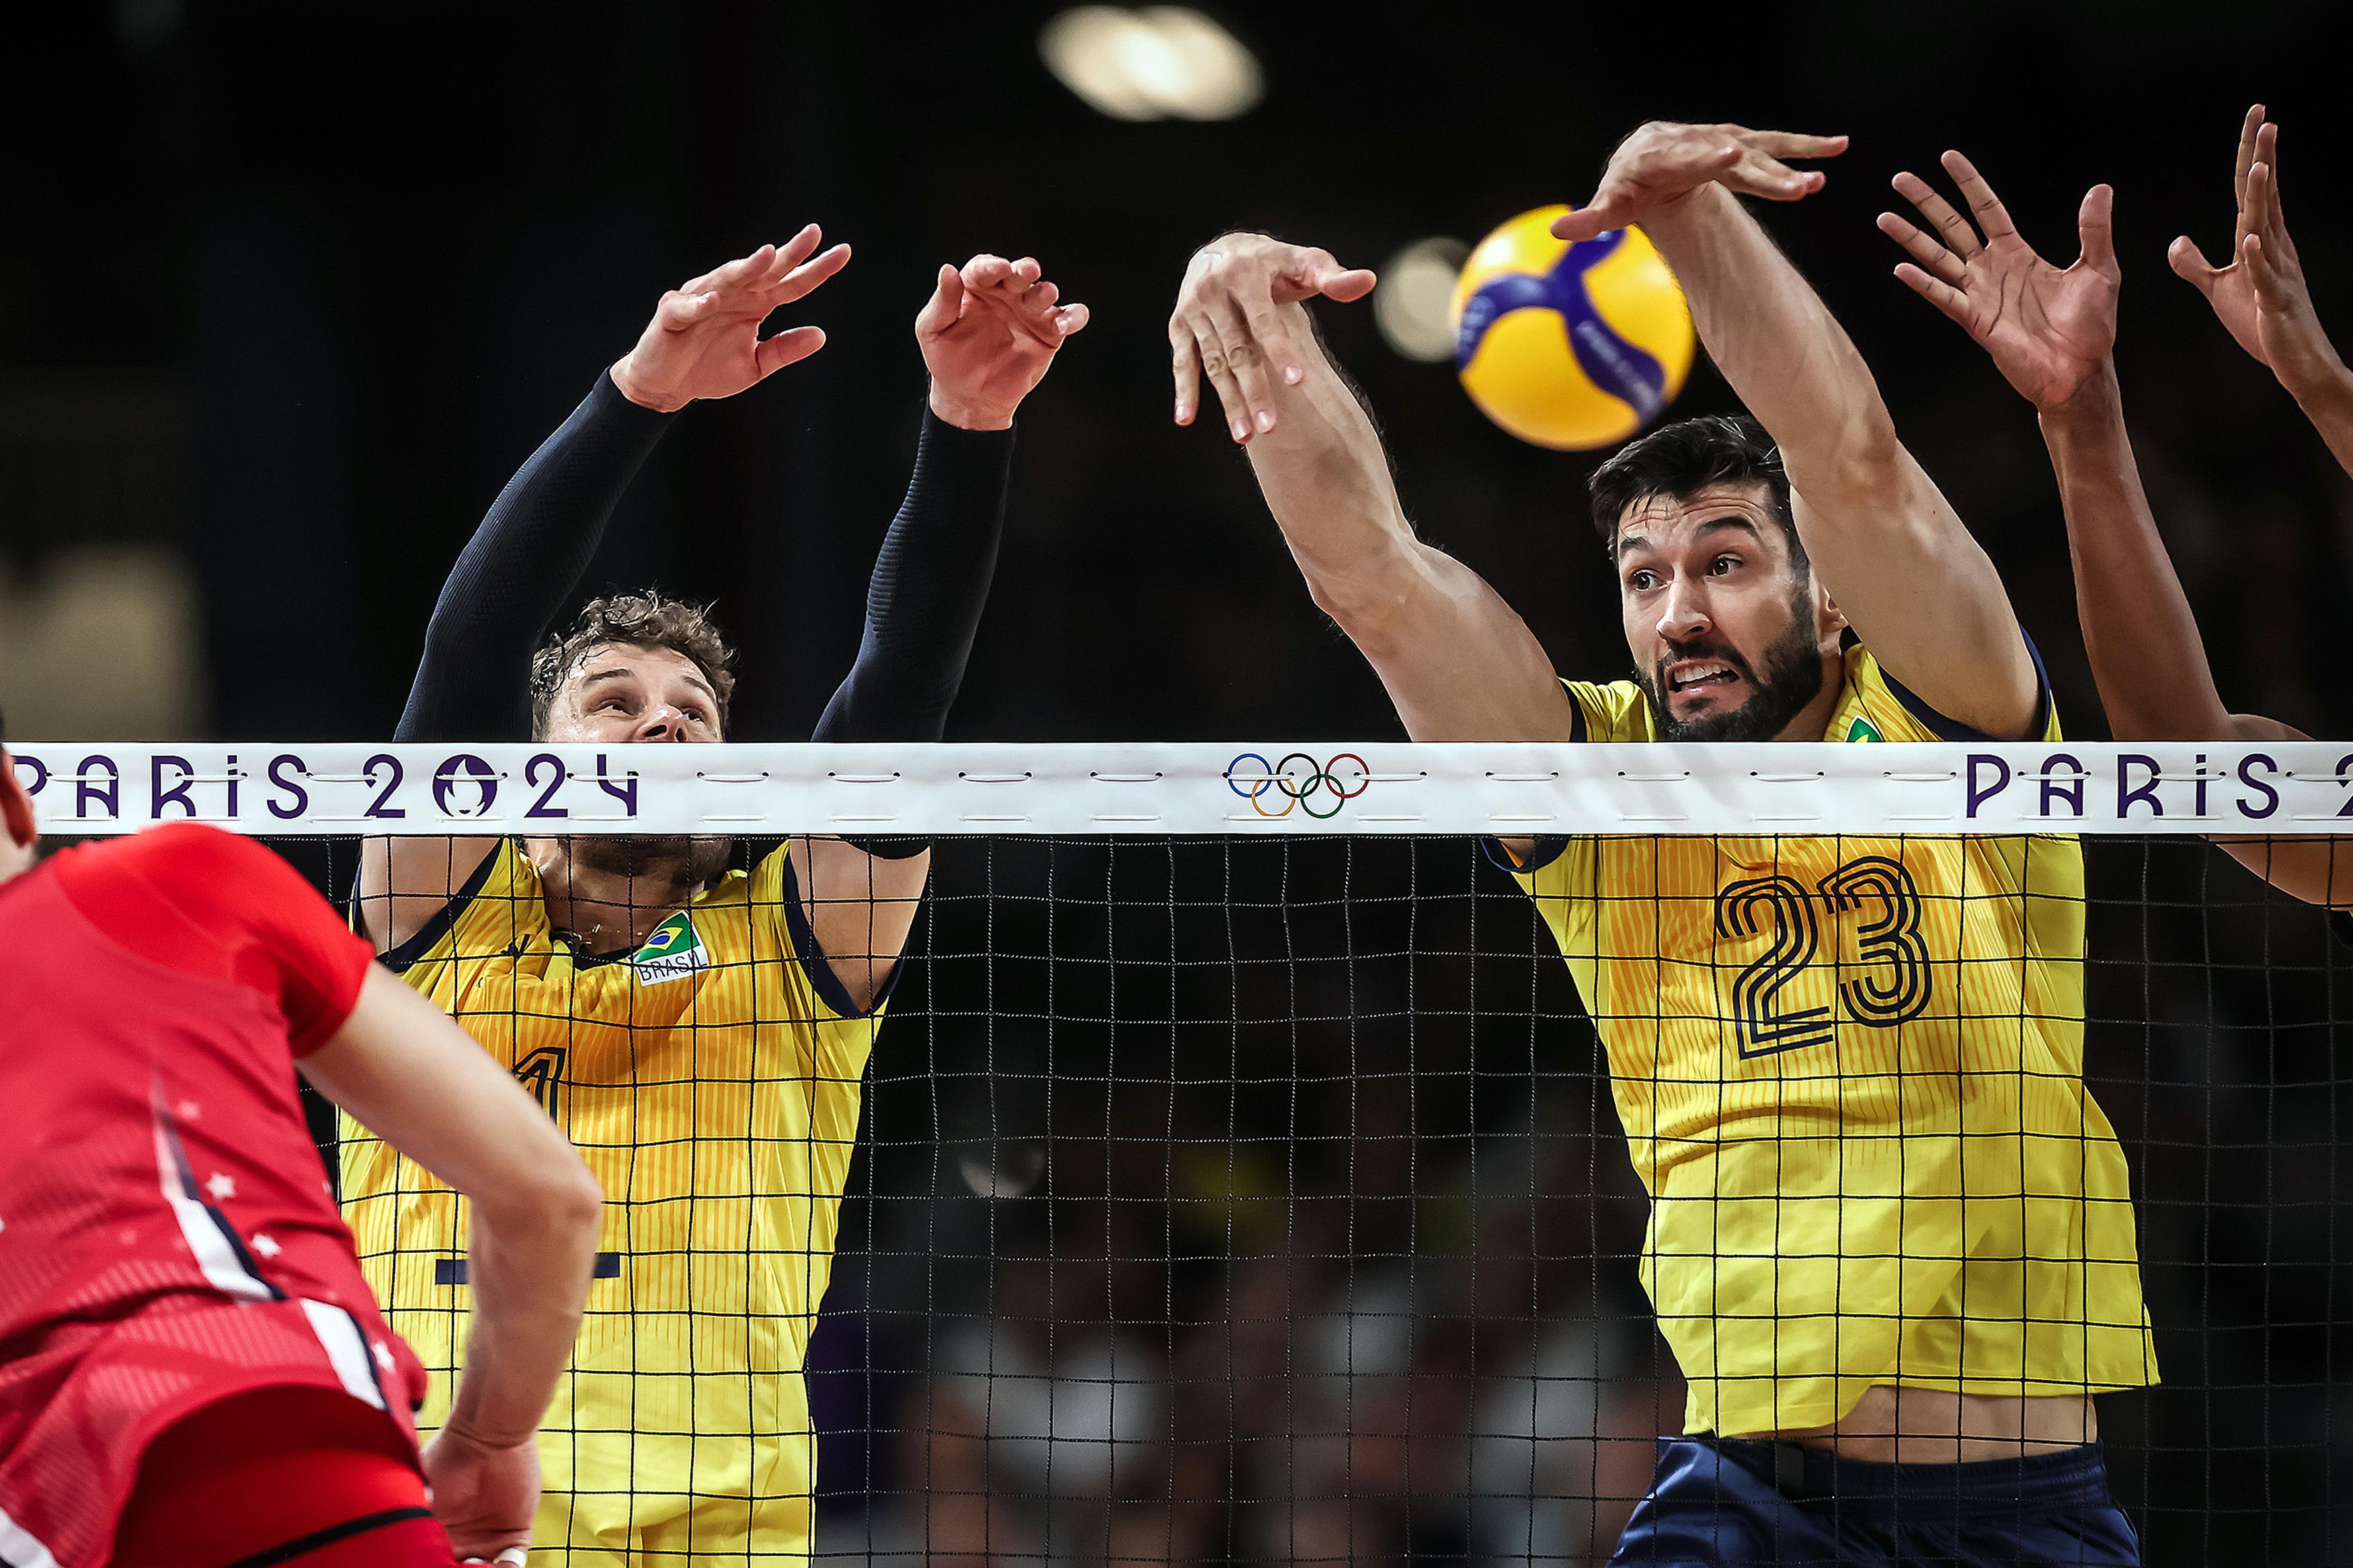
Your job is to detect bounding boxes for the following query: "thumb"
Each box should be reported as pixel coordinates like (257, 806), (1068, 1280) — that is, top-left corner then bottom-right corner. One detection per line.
(1316, 265), (1378, 302)
(2077, 183), (2116, 272)
(913, 264), (963, 338)
(2167, 235), (2220, 292)
(1308, 257), (1374, 303)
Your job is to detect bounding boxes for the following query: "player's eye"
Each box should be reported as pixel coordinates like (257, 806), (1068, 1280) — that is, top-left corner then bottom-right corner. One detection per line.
(1628, 569), (1658, 593)
(1710, 554), (1741, 576)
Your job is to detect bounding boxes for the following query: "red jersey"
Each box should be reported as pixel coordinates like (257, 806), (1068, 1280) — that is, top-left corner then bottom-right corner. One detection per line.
(0, 824), (429, 1568)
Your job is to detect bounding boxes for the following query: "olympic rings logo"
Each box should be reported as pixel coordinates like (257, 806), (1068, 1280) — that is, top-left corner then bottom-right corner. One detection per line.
(1225, 752), (1371, 819)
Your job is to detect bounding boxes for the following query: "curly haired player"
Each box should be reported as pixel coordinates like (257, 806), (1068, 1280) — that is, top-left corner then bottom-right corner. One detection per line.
(342, 228), (1084, 1564)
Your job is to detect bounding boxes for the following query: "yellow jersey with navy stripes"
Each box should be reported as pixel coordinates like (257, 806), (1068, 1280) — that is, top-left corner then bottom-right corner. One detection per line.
(340, 840), (879, 1566)
(1499, 643), (2155, 1437)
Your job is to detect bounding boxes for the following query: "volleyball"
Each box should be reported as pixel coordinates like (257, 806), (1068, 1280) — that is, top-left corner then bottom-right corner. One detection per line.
(1449, 204), (1697, 450)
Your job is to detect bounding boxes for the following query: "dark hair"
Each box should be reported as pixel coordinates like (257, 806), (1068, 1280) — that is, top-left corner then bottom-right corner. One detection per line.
(529, 591), (737, 738)
(1587, 415), (1799, 559)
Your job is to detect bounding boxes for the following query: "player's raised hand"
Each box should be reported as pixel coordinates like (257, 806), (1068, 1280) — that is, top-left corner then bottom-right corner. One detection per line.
(1170, 233), (1377, 442)
(423, 1423), (540, 1564)
(917, 253), (1089, 431)
(608, 226), (852, 413)
(1551, 123), (1847, 243)
(2169, 108), (2347, 397)
(1878, 152), (2118, 414)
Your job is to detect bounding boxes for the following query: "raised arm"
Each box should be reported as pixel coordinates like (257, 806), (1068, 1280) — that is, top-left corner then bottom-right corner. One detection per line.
(1558, 125), (2040, 739)
(1881, 153), (2348, 907)
(301, 968), (604, 1562)
(1166, 234), (1574, 743)
(358, 231), (850, 952)
(2171, 107), (2353, 478)
(795, 255), (1089, 1011)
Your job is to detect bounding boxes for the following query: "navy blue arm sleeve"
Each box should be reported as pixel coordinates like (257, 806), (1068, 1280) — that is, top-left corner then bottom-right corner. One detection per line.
(813, 409), (1012, 745)
(394, 371), (678, 741)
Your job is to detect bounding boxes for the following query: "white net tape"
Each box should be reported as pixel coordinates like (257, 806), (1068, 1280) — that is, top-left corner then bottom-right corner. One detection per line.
(13, 739), (2352, 837)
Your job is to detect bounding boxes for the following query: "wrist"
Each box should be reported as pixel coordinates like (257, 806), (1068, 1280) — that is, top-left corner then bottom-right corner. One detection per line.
(2036, 360), (2123, 438)
(1632, 183), (1730, 249)
(439, 1407), (536, 1452)
(927, 380), (1014, 431)
(608, 358), (688, 415)
(2281, 352), (2353, 413)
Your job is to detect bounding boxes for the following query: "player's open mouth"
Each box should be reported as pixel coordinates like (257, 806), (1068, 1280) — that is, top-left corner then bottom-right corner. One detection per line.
(1667, 661), (1741, 694)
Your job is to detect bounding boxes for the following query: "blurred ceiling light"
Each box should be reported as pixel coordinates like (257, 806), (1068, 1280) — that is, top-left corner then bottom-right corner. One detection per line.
(1374, 237), (1471, 363)
(1039, 7), (1264, 122)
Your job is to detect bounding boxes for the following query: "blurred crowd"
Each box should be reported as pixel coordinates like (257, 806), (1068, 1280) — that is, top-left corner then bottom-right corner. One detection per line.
(768, 835), (2353, 1567)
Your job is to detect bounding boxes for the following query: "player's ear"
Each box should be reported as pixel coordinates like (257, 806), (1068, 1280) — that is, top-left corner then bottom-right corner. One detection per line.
(1815, 585), (1848, 641)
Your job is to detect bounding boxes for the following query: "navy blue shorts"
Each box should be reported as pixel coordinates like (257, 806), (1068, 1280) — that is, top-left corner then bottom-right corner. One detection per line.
(1611, 1436), (2141, 1567)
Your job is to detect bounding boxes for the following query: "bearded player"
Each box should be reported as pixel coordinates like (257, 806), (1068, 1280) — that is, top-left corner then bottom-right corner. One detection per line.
(0, 717), (602, 1568)
(1173, 124), (2145, 1565)
(344, 228), (1084, 1564)
(1880, 107), (2350, 911)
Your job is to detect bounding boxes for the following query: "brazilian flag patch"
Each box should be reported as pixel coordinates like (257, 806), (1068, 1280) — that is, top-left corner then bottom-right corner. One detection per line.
(631, 909), (711, 986)
(1846, 715), (1884, 743)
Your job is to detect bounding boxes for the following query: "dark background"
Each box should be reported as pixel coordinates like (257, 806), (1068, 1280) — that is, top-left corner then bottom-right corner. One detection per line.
(9, 3), (2353, 1563)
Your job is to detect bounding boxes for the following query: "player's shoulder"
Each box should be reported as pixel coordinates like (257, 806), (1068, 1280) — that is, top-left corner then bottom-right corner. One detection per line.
(1562, 677), (1658, 744)
(1841, 642), (2060, 745)
(381, 837), (536, 973)
(65, 822), (313, 906)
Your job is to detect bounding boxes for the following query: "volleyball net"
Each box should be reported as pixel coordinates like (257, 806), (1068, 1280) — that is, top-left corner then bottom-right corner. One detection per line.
(21, 740), (2353, 1566)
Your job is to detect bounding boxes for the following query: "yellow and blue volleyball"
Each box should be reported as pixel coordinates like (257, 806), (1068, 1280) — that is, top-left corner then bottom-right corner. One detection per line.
(1449, 205), (1696, 451)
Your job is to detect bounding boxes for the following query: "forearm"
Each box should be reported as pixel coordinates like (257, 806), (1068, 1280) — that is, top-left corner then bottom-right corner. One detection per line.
(811, 409), (1013, 744)
(397, 372), (676, 741)
(1243, 308), (1571, 741)
(442, 1199), (600, 1446)
(2286, 360), (2353, 479)
(1242, 305), (1429, 625)
(1642, 185), (1899, 495)
(2039, 365), (2231, 739)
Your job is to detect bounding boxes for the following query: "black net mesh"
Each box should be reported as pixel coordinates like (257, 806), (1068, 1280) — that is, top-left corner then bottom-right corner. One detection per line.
(303, 829), (2353, 1566)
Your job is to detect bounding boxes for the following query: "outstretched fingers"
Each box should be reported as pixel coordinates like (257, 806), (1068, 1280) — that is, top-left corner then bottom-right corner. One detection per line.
(1875, 211), (1966, 287)
(1891, 170), (1983, 259)
(1940, 150), (2018, 244)
(764, 223), (826, 282)
(1189, 311), (1253, 442)
(1892, 261), (1974, 330)
(1207, 297), (1283, 435)
(2233, 104), (2266, 231)
(771, 241), (850, 305)
(1170, 321), (1204, 425)
(754, 324), (826, 377)
(1731, 148), (1826, 202)
(1743, 129), (1850, 161)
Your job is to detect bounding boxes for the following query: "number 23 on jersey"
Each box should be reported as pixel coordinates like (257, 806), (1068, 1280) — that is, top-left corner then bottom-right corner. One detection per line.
(1715, 854), (1933, 1057)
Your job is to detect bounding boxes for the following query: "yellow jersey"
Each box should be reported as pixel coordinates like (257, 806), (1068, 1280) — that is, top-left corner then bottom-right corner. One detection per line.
(341, 840), (879, 1566)
(1501, 645), (2155, 1436)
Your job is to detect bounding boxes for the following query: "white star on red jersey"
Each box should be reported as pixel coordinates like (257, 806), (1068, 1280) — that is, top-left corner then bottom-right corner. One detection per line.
(205, 1172), (236, 1202)
(176, 1099), (202, 1121)
(373, 1340), (396, 1372)
(250, 1233), (282, 1259)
